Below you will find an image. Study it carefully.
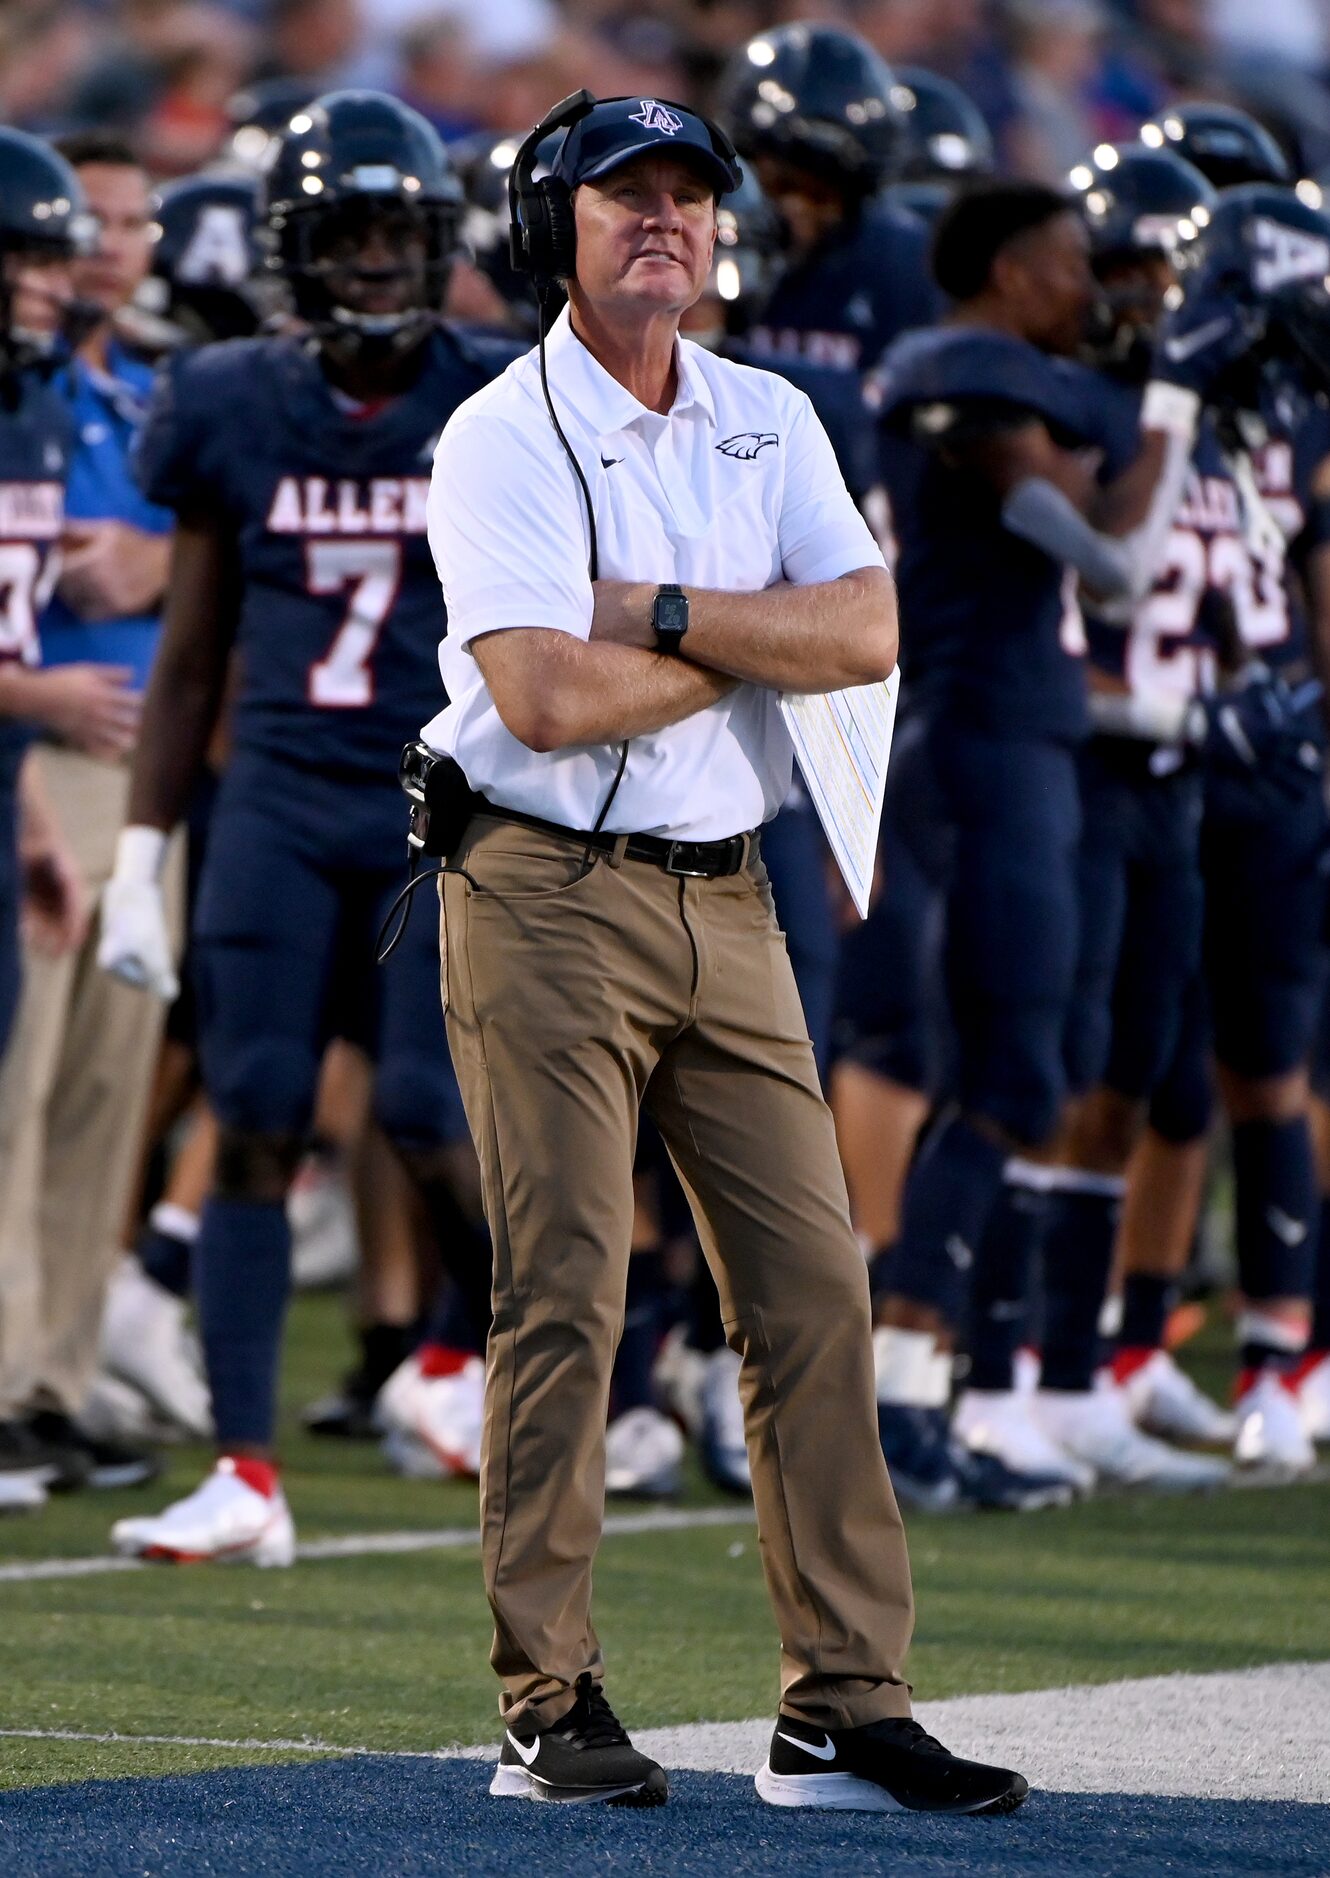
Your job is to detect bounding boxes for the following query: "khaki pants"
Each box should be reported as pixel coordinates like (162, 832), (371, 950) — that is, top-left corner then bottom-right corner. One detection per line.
(0, 746), (181, 1419)
(442, 814), (914, 1731)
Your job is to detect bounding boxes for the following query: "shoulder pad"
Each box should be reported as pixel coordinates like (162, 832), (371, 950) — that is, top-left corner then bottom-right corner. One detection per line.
(873, 328), (1106, 444)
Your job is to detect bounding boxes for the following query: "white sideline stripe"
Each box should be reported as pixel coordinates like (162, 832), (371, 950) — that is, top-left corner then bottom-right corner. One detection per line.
(0, 1504), (756, 1584)
(5, 1664), (1329, 1802)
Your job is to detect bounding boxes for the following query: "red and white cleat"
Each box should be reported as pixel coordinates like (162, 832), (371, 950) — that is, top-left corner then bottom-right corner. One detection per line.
(110, 1458), (295, 1566)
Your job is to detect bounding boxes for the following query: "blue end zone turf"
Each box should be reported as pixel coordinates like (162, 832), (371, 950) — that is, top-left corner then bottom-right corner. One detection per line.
(3, 1762), (1329, 1876)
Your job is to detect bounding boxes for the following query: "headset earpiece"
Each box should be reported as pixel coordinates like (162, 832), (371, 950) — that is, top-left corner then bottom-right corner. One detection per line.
(509, 89), (597, 287)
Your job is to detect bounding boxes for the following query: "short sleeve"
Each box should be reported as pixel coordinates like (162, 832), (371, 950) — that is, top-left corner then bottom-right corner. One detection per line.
(428, 406), (593, 650)
(132, 352), (224, 516)
(777, 391), (885, 586)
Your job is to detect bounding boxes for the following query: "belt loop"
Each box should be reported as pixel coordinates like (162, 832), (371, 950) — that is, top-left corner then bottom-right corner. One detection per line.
(737, 832), (751, 874)
(608, 834), (630, 870)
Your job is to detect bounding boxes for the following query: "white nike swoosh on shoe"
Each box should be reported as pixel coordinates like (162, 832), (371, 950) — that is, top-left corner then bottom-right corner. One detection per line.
(1162, 316), (1231, 362)
(506, 1730), (540, 1766)
(777, 1730), (837, 1761)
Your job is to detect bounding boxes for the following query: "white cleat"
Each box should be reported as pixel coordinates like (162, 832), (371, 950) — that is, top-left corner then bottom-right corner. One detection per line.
(1117, 1350), (1237, 1446)
(605, 1406), (684, 1499)
(1233, 1372), (1316, 1474)
(953, 1387), (1095, 1494)
(1293, 1352), (1330, 1443)
(81, 1371), (183, 1448)
(288, 1152), (359, 1290)
(111, 1459), (295, 1565)
(377, 1353), (484, 1479)
(0, 1472), (47, 1513)
(1030, 1385), (1230, 1492)
(100, 1259), (212, 1440)
(699, 1345), (750, 1495)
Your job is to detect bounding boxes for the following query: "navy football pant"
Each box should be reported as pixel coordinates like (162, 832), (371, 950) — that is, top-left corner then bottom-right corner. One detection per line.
(761, 791), (838, 1076)
(1064, 742), (1204, 1101)
(1201, 764), (1329, 1080)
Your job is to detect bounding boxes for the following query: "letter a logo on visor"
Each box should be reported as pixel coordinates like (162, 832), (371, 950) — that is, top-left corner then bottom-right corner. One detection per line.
(630, 100), (684, 136)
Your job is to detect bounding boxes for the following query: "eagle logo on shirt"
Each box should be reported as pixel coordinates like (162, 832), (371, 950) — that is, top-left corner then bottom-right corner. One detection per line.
(630, 99), (684, 135)
(716, 432), (779, 460)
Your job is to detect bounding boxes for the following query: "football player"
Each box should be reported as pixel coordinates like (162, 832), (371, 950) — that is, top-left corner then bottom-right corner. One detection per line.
(100, 93), (516, 1564)
(0, 130), (139, 1506)
(867, 178), (1248, 1507)
(1114, 151), (1330, 1473)
(954, 146), (1235, 1492)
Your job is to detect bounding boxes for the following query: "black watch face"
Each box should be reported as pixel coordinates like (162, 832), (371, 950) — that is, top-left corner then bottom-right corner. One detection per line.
(656, 593), (688, 636)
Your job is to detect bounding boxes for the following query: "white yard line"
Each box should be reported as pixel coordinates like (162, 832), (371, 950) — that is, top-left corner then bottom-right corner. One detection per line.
(0, 1503), (756, 1584)
(4, 1664), (1328, 1802)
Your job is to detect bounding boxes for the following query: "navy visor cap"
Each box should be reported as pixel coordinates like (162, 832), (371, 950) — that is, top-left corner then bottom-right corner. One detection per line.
(553, 98), (742, 198)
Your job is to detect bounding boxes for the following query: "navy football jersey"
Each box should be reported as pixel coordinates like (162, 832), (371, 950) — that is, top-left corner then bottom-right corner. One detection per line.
(875, 326), (1117, 741)
(1237, 394), (1330, 675)
(136, 325), (515, 779)
(746, 200), (939, 375)
(0, 370), (70, 788)
(1085, 376), (1244, 707)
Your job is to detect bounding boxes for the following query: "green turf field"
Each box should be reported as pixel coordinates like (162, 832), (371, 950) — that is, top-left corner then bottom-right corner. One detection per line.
(2, 1292), (1327, 1793)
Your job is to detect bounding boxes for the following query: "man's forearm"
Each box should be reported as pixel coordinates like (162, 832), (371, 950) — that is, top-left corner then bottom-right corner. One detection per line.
(591, 570), (897, 692)
(474, 629), (735, 752)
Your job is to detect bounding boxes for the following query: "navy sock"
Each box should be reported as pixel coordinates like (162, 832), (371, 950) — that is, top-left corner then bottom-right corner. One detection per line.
(614, 1249), (668, 1415)
(888, 1111), (1008, 1329)
(136, 1203), (198, 1300)
(1314, 1198), (1330, 1351)
(1232, 1117), (1317, 1304)
(354, 1322), (415, 1396)
(1039, 1180), (1123, 1392)
(966, 1170), (1048, 1391)
(196, 1197), (292, 1448)
(1118, 1273), (1177, 1353)
(421, 1278), (480, 1355)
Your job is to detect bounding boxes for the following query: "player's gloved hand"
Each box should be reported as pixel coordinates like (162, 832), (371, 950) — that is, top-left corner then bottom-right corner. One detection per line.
(1186, 665), (1324, 797)
(97, 825), (179, 1001)
(1151, 275), (1257, 398)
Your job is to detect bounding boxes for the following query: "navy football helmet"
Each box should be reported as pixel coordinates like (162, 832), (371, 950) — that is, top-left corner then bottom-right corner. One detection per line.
(0, 128), (96, 380)
(717, 23), (903, 195)
(261, 91), (464, 349)
(145, 172), (264, 343)
(1139, 102), (1291, 191)
(1184, 184), (1330, 418)
(892, 68), (993, 182)
(1070, 143), (1217, 373)
(452, 127), (560, 332)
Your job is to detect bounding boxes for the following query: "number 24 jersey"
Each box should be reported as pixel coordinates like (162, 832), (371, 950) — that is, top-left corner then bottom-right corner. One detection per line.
(135, 325), (516, 778)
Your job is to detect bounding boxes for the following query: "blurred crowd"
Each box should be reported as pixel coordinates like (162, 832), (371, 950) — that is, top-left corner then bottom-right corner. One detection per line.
(7, 0), (1330, 187)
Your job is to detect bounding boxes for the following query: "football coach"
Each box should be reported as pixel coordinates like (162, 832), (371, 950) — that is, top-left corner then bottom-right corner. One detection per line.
(420, 90), (1027, 1818)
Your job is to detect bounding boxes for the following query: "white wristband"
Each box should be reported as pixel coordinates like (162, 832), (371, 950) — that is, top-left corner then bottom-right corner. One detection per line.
(113, 824), (168, 887)
(1141, 380), (1201, 441)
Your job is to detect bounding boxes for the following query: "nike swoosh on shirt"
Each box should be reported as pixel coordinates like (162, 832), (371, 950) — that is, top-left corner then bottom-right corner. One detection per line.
(506, 1730), (541, 1765)
(601, 455), (622, 468)
(1162, 316), (1231, 363)
(776, 1730), (837, 1761)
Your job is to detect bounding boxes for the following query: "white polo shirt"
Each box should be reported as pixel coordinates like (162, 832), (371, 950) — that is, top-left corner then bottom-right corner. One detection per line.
(422, 305), (884, 841)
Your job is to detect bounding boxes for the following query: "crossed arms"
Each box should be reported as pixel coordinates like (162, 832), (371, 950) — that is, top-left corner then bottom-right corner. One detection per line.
(472, 567), (897, 754)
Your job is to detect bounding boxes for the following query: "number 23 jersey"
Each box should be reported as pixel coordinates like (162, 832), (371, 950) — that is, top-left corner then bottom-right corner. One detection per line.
(136, 326), (515, 778)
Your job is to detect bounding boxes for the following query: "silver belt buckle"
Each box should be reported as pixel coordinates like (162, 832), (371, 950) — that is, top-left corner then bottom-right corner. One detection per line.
(663, 840), (711, 878)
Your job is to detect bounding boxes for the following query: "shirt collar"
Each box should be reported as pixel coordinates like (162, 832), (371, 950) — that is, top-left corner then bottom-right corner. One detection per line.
(543, 305), (715, 441)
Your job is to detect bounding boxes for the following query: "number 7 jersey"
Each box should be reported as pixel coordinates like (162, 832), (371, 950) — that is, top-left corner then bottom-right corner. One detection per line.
(136, 326), (517, 777)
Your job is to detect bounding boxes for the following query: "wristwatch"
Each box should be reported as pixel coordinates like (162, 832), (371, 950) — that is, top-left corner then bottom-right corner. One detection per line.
(652, 583), (689, 656)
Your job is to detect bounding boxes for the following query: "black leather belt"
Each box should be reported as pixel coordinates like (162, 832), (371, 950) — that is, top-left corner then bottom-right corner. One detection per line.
(478, 803), (753, 879)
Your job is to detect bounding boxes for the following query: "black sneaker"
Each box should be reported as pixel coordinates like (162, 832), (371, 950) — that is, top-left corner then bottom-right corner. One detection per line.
(0, 1416), (91, 1491)
(489, 1672), (667, 1806)
(25, 1411), (159, 1491)
(756, 1712), (1029, 1815)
